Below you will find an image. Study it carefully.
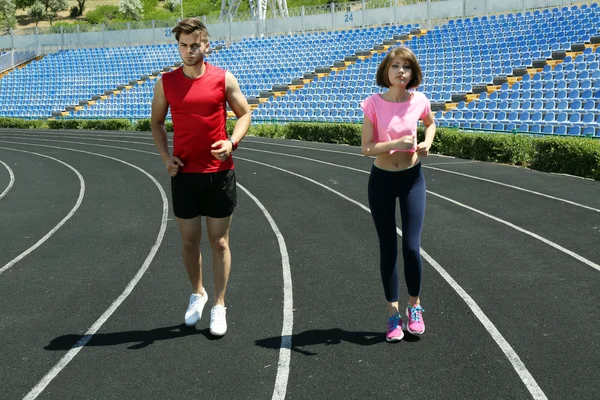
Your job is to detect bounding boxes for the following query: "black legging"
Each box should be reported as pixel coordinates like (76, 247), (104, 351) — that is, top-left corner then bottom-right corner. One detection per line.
(368, 162), (426, 302)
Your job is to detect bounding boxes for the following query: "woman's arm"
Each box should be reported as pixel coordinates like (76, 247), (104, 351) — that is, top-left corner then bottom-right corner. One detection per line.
(361, 116), (415, 156)
(416, 111), (436, 157)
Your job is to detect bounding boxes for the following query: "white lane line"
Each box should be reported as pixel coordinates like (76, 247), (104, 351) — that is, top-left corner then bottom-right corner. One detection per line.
(3, 136), (550, 398)
(6, 136), (598, 271)
(0, 134), (161, 149)
(0, 159), (16, 200)
(0, 129), (153, 138)
(237, 184), (293, 400)
(235, 155), (548, 400)
(0, 131), (362, 156)
(6, 132), (594, 214)
(424, 161), (480, 166)
(3, 138), (294, 400)
(0, 141), (168, 400)
(238, 138), (600, 212)
(423, 166), (600, 213)
(427, 191), (600, 272)
(237, 157), (547, 400)
(236, 147), (600, 272)
(0, 147), (85, 276)
(244, 138), (364, 156)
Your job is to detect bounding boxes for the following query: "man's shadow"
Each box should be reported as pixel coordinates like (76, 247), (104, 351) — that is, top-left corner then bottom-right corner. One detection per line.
(45, 324), (219, 351)
(255, 328), (420, 356)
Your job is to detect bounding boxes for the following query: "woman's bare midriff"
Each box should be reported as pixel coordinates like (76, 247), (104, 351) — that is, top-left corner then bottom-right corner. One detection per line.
(374, 151), (419, 171)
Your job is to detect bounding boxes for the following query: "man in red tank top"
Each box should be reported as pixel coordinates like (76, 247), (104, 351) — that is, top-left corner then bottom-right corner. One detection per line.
(151, 18), (251, 337)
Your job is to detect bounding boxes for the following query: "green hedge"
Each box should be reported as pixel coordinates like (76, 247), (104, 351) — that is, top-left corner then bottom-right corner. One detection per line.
(429, 129), (536, 165)
(285, 123), (362, 145)
(0, 118), (46, 129)
(135, 119), (173, 132)
(47, 120), (83, 130)
(0, 118), (598, 180)
(423, 129), (599, 180)
(46, 119), (134, 131)
(44, 118), (173, 132)
(214, 121), (599, 180)
(530, 136), (600, 180)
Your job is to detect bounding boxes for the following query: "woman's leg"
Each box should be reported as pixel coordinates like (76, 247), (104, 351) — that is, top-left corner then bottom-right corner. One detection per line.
(368, 166), (400, 316)
(399, 165), (427, 334)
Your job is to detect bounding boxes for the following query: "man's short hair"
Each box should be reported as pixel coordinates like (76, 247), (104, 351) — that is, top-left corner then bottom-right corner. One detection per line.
(172, 18), (210, 42)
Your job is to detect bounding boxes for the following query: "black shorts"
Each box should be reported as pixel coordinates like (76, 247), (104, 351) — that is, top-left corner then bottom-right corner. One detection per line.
(171, 169), (237, 219)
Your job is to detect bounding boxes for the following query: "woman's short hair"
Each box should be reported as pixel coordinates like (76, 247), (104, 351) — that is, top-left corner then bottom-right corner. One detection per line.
(376, 46), (423, 89)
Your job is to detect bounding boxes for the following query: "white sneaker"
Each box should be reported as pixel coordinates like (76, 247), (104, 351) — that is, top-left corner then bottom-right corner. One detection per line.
(210, 305), (227, 336)
(184, 289), (208, 326)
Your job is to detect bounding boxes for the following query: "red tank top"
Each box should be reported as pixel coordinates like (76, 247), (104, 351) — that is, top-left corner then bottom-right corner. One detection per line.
(162, 63), (233, 173)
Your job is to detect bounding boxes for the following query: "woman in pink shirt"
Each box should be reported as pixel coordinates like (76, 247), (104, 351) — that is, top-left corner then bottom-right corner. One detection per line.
(360, 46), (436, 342)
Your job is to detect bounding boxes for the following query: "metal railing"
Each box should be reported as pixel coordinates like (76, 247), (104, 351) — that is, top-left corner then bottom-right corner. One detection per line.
(7, 0), (444, 36)
(0, 41), (40, 73)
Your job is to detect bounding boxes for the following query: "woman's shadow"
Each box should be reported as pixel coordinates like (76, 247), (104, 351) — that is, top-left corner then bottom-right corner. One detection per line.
(255, 328), (419, 356)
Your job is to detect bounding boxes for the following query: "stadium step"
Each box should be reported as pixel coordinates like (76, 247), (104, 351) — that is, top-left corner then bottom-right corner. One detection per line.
(249, 28), (422, 111)
(51, 45), (229, 120)
(0, 55), (43, 80)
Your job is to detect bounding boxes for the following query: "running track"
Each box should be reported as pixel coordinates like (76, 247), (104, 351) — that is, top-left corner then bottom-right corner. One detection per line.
(0, 128), (598, 400)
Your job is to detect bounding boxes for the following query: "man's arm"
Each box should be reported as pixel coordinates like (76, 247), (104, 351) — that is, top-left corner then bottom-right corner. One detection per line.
(151, 78), (183, 176)
(225, 71), (252, 144)
(211, 71), (252, 159)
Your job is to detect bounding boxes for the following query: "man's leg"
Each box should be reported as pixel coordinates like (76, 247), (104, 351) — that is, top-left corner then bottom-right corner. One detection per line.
(177, 215), (209, 326)
(177, 216), (204, 294)
(206, 215), (232, 306)
(204, 169), (236, 336)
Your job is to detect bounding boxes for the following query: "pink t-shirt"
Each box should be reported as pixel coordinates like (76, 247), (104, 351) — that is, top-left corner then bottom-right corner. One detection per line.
(360, 91), (431, 153)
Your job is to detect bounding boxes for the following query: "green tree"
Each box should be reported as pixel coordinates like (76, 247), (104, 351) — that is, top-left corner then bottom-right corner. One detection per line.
(76, 0), (85, 15)
(0, 0), (17, 33)
(119, 0), (143, 20)
(43, 0), (68, 25)
(164, 0), (180, 12)
(28, 1), (45, 26)
(15, 0), (34, 10)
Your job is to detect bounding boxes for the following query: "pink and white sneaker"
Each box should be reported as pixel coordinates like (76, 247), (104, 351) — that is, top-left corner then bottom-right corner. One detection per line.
(406, 305), (425, 335)
(386, 313), (404, 342)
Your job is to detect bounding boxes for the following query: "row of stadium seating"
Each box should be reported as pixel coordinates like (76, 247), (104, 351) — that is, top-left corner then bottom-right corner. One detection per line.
(0, 4), (598, 136)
